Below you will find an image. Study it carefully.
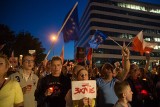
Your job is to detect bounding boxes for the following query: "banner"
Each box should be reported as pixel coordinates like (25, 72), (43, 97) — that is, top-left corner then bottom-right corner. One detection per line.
(72, 80), (96, 100)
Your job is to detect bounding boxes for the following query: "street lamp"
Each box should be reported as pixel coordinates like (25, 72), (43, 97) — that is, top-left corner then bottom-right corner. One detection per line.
(50, 34), (57, 42)
(45, 34), (57, 60)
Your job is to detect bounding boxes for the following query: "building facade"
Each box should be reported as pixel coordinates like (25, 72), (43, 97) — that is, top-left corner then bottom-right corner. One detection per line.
(75, 0), (160, 67)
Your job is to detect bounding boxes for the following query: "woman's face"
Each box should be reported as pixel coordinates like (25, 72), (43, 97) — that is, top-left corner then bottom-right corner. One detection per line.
(77, 69), (89, 81)
(0, 57), (8, 76)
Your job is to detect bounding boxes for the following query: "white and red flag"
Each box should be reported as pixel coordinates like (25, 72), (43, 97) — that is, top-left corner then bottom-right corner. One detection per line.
(132, 31), (157, 55)
(142, 41), (157, 54)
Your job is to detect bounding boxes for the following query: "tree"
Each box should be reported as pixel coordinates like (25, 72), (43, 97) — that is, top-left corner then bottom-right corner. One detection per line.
(0, 24), (16, 56)
(14, 32), (46, 64)
(0, 24), (46, 64)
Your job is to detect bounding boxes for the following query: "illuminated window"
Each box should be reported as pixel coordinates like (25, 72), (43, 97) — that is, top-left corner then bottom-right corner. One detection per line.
(117, 3), (160, 14)
(145, 38), (150, 41)
(154, 45), (160, 49)
(154, 38), (160, 42)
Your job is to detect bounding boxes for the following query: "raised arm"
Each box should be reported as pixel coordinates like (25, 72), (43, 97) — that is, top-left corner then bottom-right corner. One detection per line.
(117, 46), (130, 81)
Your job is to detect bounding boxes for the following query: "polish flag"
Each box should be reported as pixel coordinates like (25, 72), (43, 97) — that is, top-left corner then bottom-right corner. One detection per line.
(60, 46), (64, 64)
(142, 41), (157, 54)
(132, 31), (157, 55)
(132, 31), (143, 53)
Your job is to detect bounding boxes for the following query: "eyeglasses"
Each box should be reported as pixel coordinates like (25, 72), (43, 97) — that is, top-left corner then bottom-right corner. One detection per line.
(23, 60), (34, 63)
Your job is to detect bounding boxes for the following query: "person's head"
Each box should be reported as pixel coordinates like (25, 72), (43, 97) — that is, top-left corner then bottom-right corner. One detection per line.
(72, 65), (84, 80)
(46, 60), (51, 69)
(22, 54), (35, 70)
(0, 54), (10, 77)
(62, 65), (68, 76)
(101, 63), (114, 78)
(9, 57), (18, 68)
(51, 56), (62, 77)
(114, 81), (133, 102)
(129, 64), (140, 80)
(77, 69), (89, 81)
(45, 60), (52, 74)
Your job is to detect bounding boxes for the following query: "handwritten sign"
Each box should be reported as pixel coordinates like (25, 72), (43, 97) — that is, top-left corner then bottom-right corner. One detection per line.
(72, 80), (96, 100)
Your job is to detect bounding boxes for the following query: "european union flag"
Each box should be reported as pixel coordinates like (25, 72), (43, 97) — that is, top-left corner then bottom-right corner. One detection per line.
(63, 6), (79, 43)
(88, 30), (108, 49)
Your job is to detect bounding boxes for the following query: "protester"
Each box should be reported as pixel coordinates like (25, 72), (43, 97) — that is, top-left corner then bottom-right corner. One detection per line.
(35, 56), (71, 107)
(71, 65), (85, 81)
(0, 54), (24, 107)
(65, 65), (95, 107)
(126, 52), (157, 107)
(114, 81), (133, 107)
(10, 54), (39, 107)
(96, 45), (130, 107)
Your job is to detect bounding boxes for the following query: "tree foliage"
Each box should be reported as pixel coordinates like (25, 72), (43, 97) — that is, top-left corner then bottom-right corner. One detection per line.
(0, 24), (46, 64)
(0, 24), (16, 56)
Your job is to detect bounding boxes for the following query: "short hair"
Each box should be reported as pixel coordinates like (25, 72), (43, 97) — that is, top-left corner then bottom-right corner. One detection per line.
(73, 65), (85, 75)
(114, 81), (130, 98)
(101, 63), (114, 72)
(22, 54), (34, 62)
(51, 56), (62, 64)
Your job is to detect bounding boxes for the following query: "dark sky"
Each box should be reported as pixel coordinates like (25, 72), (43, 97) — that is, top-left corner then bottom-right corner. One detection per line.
(0, 0), (159, 60)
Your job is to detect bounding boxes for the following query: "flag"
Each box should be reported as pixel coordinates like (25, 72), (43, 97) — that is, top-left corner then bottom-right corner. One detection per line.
(143, 41), (157, 54)
(63, 5), (79, 43)
(60, 46), (64, 64)
(88, 30), (108, 49)
(132, 31), (143, 53)
(11, 50), (14, 58)
(132, 31), (157, 55)
(87, 48), (93, 61)
(0, 44), (5, 50)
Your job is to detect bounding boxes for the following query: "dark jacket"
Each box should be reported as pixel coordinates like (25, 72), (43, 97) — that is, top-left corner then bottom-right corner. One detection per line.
(35, 74), (71, 107)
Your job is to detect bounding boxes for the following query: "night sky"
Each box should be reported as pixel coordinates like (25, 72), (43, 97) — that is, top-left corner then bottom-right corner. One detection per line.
(0, 0), (159, 60)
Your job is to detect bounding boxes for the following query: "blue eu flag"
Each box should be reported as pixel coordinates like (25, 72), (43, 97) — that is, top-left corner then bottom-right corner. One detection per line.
(63, 6), (79, 43)
(88, 30), (108, 49)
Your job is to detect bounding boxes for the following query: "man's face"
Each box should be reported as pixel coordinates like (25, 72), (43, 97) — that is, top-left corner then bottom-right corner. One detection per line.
(51, 60), (62, 77)
(22, 56), (34, 70)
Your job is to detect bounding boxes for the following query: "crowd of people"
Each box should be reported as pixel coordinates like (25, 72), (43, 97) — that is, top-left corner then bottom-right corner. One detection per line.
(0, 45), (160, 107)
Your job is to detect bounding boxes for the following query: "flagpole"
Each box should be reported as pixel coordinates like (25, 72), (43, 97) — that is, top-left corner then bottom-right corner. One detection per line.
(44, 2), (78, 60)
(108, 36), (122, 48)
(126, 40), (132, 47)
